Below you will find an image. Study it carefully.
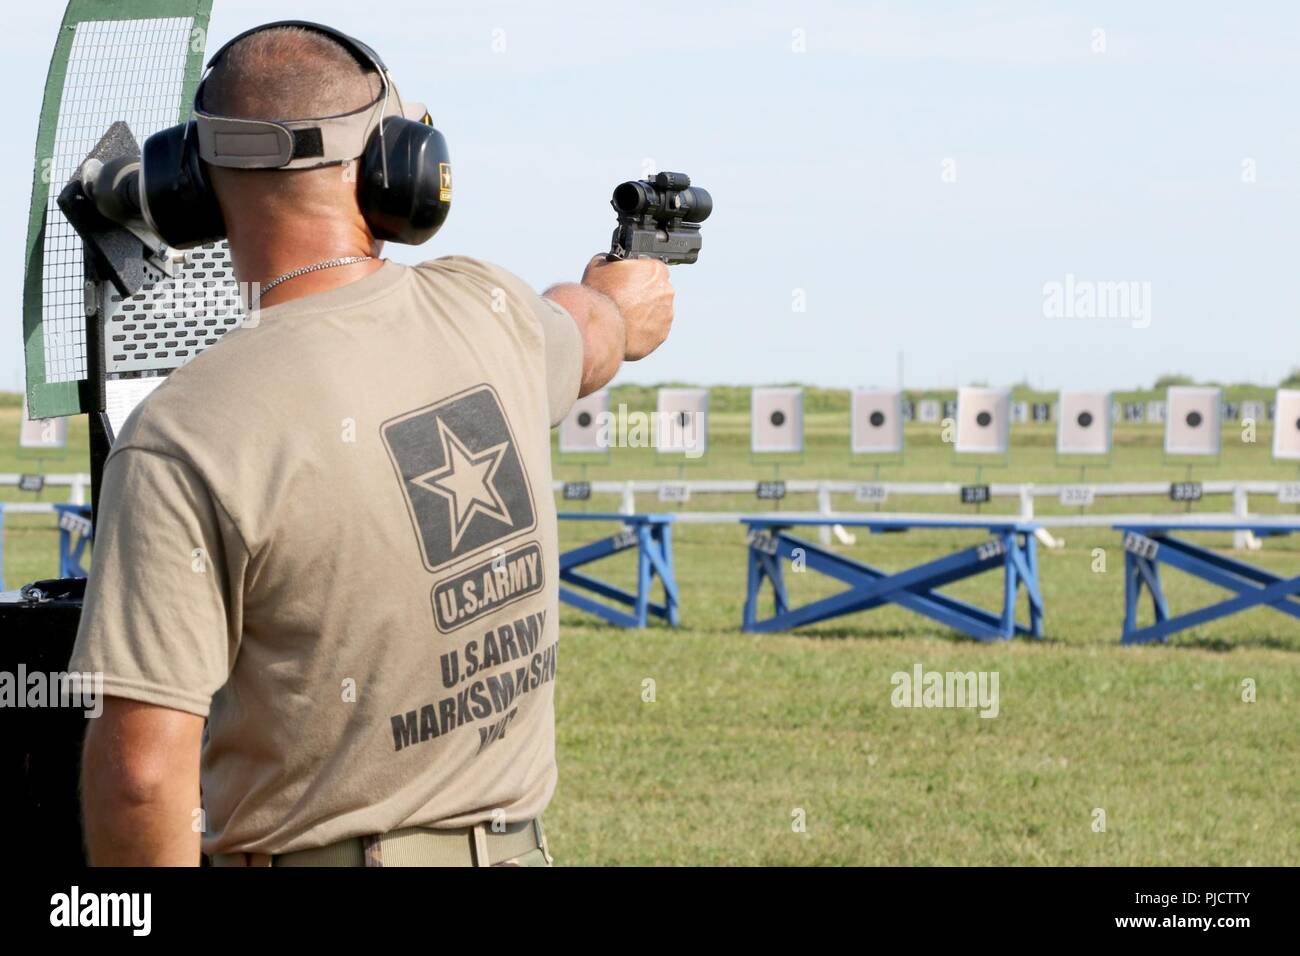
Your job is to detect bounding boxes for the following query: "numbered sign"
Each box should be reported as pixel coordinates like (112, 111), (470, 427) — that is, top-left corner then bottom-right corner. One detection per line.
(1057, 391), (1111, 456)
(559, 390), (609, 454)
(850, 389), (903, 455)
(1277, 483), (1300, 505)
(18, 473), (45, 493)
(1169, 481), (1203, 503)
(1124, 532), (1160, 561)
(747, 529), (779, 555)
(751, 388), (803, 454)
(854, 483), (889, 504)
(562, 481), (592, 501)
(1059, 485), (1096, 507)
(955, 387), (1011, 455)
(1165, 387), (1221, 456)
(658, 482), (691, 504)
(756, 480), (787, 501)
(609, 526), (638, 551)
(58, 509), (93, 538)
(960, 484), (991, 505)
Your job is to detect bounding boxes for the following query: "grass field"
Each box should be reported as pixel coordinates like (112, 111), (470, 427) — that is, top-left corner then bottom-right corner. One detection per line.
(3, 396), (1298, 864)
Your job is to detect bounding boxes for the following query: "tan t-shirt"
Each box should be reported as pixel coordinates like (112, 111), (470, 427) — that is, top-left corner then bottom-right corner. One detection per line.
(69, 257), (582, 855)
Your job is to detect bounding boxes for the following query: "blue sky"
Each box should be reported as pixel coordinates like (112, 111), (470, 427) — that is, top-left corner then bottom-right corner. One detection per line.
(5, 1), (1299, 393)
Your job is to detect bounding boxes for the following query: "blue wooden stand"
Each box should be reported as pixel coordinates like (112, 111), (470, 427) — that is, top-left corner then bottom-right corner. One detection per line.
(1116, 518), (1300, 644)
(0, 503), (92, 590)
(54, 504), (93, 579)
(741, 515), (1044, 641)
(558, 513), (679, 628)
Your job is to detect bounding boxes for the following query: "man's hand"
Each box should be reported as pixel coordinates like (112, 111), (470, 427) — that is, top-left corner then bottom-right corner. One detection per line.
(580, 254), (675, 361)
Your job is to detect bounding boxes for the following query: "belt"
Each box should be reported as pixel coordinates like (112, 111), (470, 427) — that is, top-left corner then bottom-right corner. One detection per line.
(210, 818), (550, 867)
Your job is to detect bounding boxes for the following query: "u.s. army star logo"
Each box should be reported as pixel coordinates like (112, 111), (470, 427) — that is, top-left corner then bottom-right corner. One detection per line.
(414, 419), (513, 550)
(382, 385), (536, 572)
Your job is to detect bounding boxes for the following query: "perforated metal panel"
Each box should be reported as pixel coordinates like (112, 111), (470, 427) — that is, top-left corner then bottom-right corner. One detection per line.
(103, 243), (245, 374)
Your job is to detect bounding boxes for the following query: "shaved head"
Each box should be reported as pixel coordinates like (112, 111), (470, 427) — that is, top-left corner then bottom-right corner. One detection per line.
(202, 26), (381, 121)
(202, 26), (384, 252)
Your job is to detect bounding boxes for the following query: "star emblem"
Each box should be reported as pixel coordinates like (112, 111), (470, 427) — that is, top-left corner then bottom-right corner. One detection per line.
(412, 419), (514, 550)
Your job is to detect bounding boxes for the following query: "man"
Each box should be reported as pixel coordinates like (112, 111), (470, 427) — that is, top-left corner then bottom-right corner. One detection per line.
(69, 24), (674, 866)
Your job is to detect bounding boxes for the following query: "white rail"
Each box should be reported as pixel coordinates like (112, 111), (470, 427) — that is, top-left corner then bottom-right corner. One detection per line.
(1, 474), (1291, 546)
(0, 502), (74, 515)
(0, 472), (91, 504)
(552, 478), (1300, 549)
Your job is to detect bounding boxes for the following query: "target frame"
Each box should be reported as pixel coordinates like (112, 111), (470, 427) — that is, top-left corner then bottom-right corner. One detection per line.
(654, 387), (710, 466)
(1164, 386), (1222, 459)
(1273, 389), (1300, 462)
(1056, 390), (1113, 459)
(750, 386), (805, 463)
(557, 389), (611, 460)
(849, 388), (905, 465)
(953, 386), (1012, 461)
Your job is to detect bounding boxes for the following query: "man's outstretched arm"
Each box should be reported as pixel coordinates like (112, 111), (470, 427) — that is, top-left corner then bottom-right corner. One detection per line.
(544, 254), (675, 396)
(81, 697), (205, 865)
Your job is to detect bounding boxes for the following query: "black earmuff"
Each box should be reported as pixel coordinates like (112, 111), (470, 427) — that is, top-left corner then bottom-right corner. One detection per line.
(358, 114), (451, 245)
(138, 21), (450, 250)
(139, 121), (226, 249)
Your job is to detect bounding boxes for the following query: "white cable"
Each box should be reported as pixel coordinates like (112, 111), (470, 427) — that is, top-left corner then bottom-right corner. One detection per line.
(378, 70), (392, 188)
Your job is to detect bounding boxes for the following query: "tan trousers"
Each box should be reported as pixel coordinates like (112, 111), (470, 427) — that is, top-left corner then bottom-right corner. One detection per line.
(210, 818), (552, 867)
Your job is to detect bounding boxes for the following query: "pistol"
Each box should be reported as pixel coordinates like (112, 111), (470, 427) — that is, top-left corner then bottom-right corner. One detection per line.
(608, 171), (712, 265)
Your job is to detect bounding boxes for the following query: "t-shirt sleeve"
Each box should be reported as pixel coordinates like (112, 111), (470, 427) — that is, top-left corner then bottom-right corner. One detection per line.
(68, 447), (246, 718)
(430, 256), (584, 427)
(533, 296), (584, 427)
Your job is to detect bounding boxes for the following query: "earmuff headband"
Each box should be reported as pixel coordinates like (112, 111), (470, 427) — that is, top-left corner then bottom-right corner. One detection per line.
(193, 94), (427, 170)
(191, 20), (416, 171)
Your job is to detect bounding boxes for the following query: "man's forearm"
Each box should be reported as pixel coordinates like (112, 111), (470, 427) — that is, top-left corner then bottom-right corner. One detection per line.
(82, 698), (204, 865)
(543, 282), (626, 396)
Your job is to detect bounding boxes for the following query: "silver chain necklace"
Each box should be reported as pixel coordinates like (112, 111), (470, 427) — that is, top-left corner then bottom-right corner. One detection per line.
(261, 256), (375, 294)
